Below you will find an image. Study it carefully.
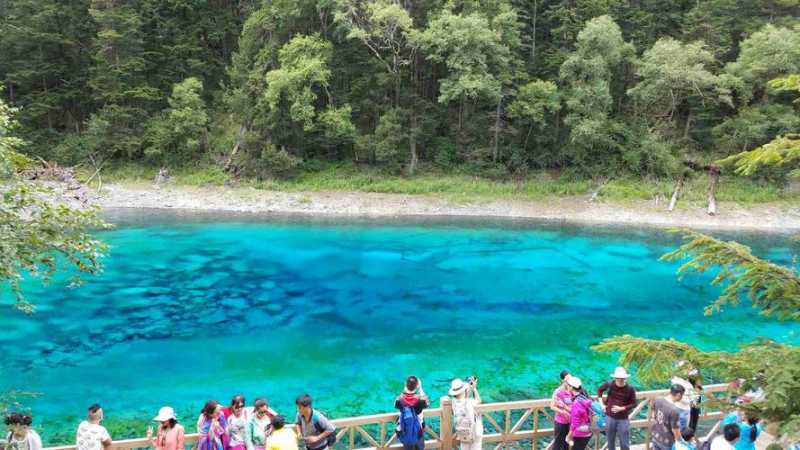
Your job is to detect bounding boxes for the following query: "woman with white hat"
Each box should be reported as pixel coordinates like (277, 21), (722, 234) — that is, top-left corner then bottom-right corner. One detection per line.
(449, 377), (483, 450)
(147, 407), (185, 450)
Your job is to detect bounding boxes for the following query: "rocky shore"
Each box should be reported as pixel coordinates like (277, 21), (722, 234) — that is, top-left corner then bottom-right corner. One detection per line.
(95, 183), (800, 231)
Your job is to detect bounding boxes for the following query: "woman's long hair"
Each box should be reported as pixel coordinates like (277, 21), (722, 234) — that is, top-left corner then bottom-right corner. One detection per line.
(201, 400), (219, 419)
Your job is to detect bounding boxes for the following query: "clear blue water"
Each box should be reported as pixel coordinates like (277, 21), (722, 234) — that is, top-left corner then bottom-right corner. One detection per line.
(1, 210), (797, 444)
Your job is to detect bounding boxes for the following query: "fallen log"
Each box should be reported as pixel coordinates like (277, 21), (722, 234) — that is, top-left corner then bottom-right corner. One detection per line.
(667, 177), (684, 212)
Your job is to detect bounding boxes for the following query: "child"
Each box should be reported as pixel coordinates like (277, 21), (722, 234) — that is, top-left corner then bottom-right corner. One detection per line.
(674, 428), (697, 450)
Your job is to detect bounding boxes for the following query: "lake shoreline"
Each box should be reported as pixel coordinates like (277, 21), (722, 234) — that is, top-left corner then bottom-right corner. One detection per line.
(96, 183), (800, 231)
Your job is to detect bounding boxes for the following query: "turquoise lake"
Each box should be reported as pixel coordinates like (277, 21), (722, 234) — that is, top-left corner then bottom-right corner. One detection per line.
(1, 210), (798, 444)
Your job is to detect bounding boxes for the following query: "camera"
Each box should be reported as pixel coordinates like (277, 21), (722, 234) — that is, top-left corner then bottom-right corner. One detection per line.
(465, 376), (478, 385)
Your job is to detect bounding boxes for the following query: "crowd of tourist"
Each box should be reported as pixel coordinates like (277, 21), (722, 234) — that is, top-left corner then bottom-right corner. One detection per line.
(2, 369), (786, 450)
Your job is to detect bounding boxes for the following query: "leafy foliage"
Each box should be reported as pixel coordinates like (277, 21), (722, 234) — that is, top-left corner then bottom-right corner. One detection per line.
(661, 229), (800, 321)
(0, 97), (109, 314)
(719, 75), (800, 178)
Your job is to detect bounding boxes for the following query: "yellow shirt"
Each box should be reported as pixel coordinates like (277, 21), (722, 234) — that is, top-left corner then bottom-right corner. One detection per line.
(267, 428), (299, 450)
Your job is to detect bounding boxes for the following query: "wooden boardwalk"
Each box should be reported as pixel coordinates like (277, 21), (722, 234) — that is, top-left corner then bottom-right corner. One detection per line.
(41, 384), (732, 450)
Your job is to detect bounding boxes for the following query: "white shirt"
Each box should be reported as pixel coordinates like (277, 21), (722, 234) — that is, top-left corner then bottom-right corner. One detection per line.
(451, 398), (484, 437)
(76, 421), (110, 450)
(709, 436), (735, 450)
(670, 377), (696, 411)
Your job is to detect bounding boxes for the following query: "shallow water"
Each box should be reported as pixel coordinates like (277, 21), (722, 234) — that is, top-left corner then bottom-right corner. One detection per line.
(1, 211), (797, 444)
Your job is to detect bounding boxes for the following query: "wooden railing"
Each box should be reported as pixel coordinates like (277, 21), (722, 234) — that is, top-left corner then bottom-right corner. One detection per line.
(43, 384), (730, 450)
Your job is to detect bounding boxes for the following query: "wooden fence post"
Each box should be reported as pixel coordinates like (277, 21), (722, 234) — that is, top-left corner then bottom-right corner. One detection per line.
(440, 396), (453, 450)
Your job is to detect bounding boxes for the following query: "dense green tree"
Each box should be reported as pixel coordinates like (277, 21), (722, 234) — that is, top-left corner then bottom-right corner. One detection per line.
(628, 38), (730, 142)
(144, 77), (209, 165)
(720, 75), (800, 178)
(507, 79), (560, 166)
(725, 24), (800, 105)
(558, 15), (634, 172)
(0, 0), (96, 154)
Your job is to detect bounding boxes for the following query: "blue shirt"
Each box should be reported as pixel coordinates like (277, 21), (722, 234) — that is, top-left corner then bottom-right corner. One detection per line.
(723, 413), (762, 450)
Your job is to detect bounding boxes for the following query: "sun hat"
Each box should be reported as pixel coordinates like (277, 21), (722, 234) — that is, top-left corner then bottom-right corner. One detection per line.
(566, 375), (582, 389)
(153, 406), (177, 422)
(449, 378), (469, 396)
(611, 367), (630, 379)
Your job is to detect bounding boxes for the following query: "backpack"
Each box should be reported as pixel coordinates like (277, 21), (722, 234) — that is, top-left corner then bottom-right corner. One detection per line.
(591, 401), (606, 430)
(397, 405), (422, 445)
(312, 411), (337, 448)
(452, 400), (476, 443)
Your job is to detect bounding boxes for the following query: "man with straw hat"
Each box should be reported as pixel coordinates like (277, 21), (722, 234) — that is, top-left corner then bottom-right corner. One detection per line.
(597, 367), (637, 450)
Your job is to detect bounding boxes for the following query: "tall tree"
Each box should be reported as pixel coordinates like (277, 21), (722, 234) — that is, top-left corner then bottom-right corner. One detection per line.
(627, 38), (731, 142)
(559, 15), (634, 173)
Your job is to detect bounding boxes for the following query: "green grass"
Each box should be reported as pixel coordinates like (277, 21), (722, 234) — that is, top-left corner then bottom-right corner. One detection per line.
(77, 161), (797, 207)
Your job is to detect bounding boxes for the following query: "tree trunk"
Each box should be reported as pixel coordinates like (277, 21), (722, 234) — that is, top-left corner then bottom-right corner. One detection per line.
(408, 112), (419, 176)
(530, 0), (538, 64)
(683, 109), (693, 140)
(224, 124), (247, 172)
(668, 177), (684, 212)
(492, 96), (502, 162)
(707, 167), (720, 216)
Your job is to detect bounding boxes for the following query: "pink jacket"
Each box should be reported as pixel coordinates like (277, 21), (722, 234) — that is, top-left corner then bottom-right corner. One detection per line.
(569, 397), (593, 438)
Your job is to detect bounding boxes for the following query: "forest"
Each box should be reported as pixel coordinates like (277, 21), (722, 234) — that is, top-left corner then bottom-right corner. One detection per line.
(1, 0), (799, 184)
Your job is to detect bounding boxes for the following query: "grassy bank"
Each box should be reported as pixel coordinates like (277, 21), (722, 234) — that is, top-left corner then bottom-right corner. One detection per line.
(77, 162), (797, 207)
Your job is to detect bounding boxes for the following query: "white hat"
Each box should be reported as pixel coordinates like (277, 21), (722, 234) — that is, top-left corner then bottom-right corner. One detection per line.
(449, 378), (469, 396)
(611, 367), (630, 379)
(153, 406), (177, 422)
(566, 375), (582, 389)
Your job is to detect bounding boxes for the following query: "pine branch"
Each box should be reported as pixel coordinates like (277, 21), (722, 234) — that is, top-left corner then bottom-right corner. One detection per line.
(660, 229), (800, 321)
(591, 335), (699, 383)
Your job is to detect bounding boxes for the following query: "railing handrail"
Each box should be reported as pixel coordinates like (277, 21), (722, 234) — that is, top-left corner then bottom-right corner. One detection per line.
(42, 383), (730, 450)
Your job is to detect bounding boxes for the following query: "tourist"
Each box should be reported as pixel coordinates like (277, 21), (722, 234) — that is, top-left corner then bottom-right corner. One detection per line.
(146, 407), (185, 450)
(650, 385), (684, 450)
(449, 377), (483, 450)
(227, 397), (250, 450)
(247, 398), (277, 450)
(670, 373), (696, 431)
(394, 375), (430, 450)
(223, 395), (248, 419)
(674, 428), (697, 450)
(709, 424), (740, 450)
(4, 412), (42, 450)
(687, 372), (703, 431)
(597, 367), (637, 450)
(550, 370), (572, 450)
(267, 416), (297, 450)
(565, 376), (594, 450)
(197, 400), (228, 450)
(76, 404), (112, 450)
(723, 411), (762, 450)
(295, 394), (335, 450)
